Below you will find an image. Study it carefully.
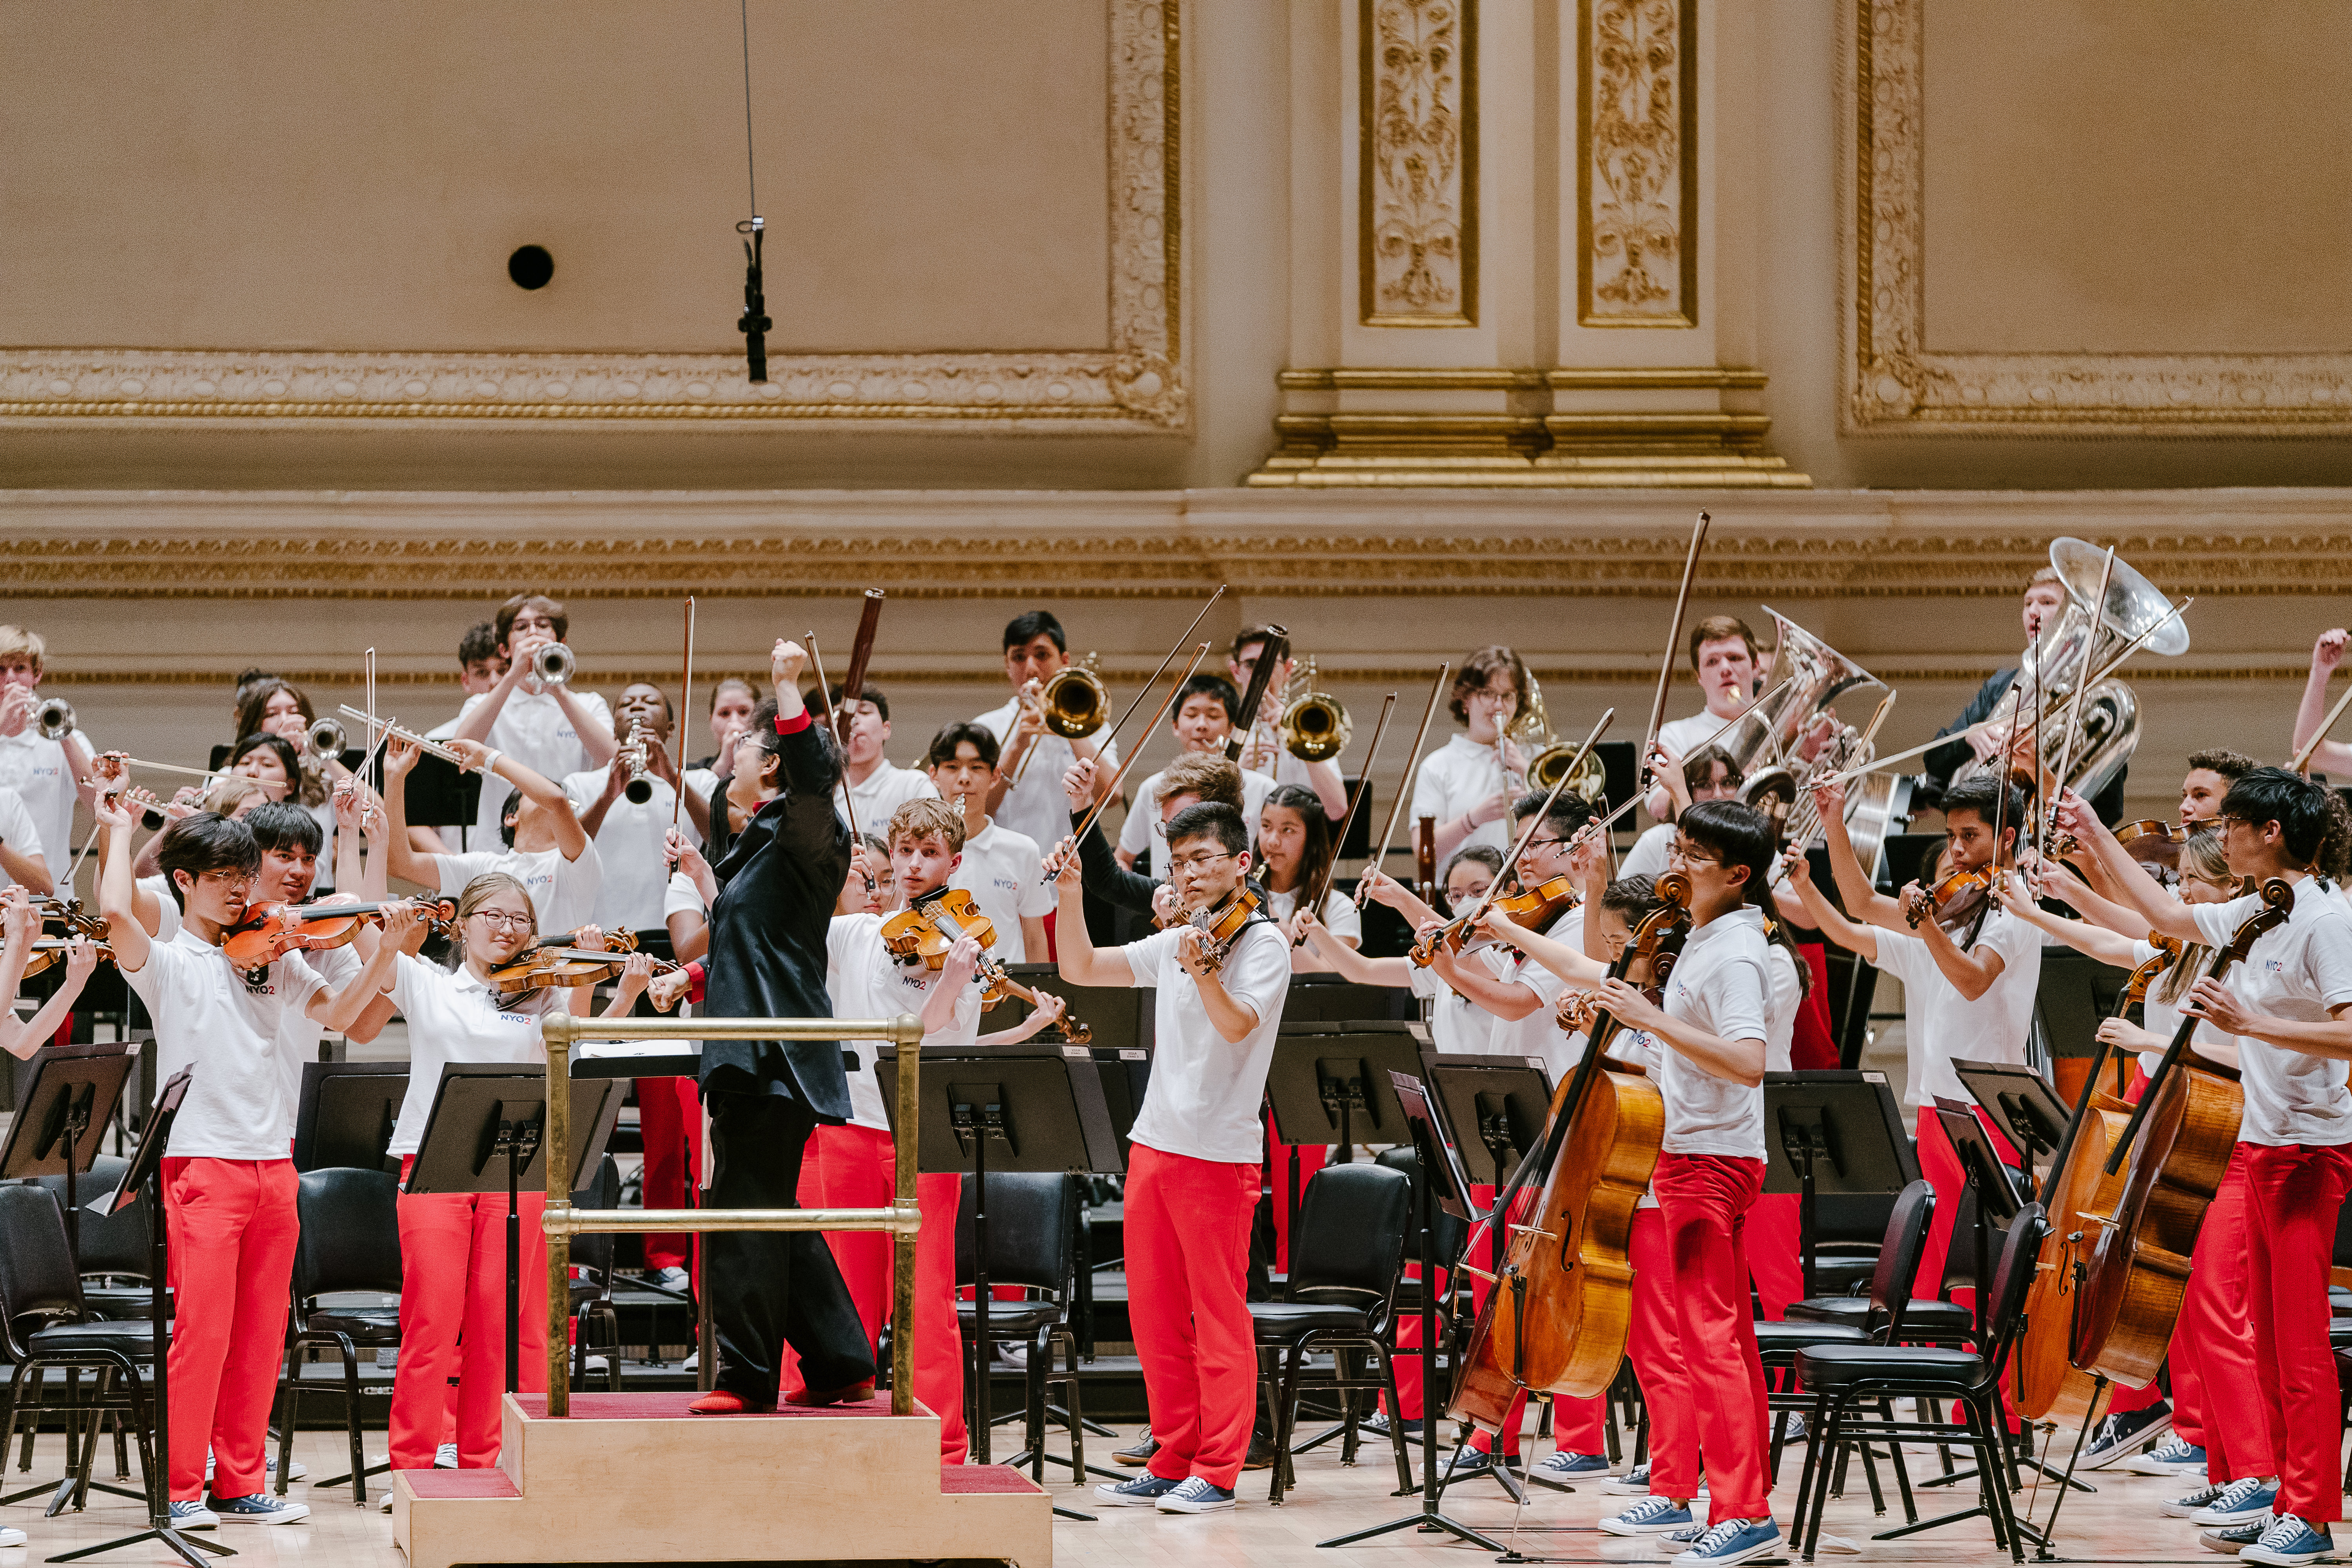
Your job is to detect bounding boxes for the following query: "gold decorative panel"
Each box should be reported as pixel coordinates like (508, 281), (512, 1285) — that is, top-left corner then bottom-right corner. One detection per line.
(1359, 0), (1477, 327)
(0, 0), (1183, 434)
(1577, 0), (1695, 328)
(1843, 0), (2352, 436)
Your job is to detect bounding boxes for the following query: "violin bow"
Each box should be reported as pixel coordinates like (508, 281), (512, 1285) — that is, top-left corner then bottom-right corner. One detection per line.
(2292, 679), (2352, 776)
(1297, 692), (1396, 944)
(673, 596), (696, 831)
(1452, 708), (1614, 929)
(804, 636), (859, 848)
(1639, 511), (1711, 789)
(1224, 624), (1289, 765)
(1358, 662), (1450, 906)
(1042, 642), (1216, 884)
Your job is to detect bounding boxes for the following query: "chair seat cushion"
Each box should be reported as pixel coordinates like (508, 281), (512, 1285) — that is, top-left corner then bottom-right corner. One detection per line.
(1781, 1296), (1974, 1337)
(80, 1286), (170, 1320)
(955, 1301), (1063, 1336)
(25, 1321), (155, 1359)
(1754, 1319), (1869, 1356)
(1247, 1301), (1373, 1339)
(306, 1307), (401, 1345)
(1794, 1343), (1984, 1387)
(1783, 1297), (1870, 1327)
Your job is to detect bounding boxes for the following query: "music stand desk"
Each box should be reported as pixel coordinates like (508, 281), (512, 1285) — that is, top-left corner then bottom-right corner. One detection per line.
(1952, 1061), (2068, 1186)
(291, 1060), (410, 1174)
(0, 1042), (136, 1259)
(1759, 1071), (1920, 1300)
(1417, 1054), (1552, 1192)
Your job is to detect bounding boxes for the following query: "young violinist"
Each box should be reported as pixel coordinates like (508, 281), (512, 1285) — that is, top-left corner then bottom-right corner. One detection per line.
(926, 723), (1052, 962)
(976, 610), (1115, 859)
(451, 593), (617, 844)
(1411, 647), (1531, 860)
(334, 876), (651, 1488)
(1116, 673), (1276, 877)
(2056, 769), (2352, 1567)
(1296, 848), (1503, 1056)
(93, 799), (388, 1529)
(1578, 800), (1783, 1566)
(1053, 750), (1247, 928)
(1058, 802), (1288, 1515)
(1809, 769), (2042, 1298)
(2052, 749), (2255, 931)
(1224, 629), (1349, 818)
(1256, 784), (1359, 972)
(829, 680), (937, 830)
(0, 624), (97, 891)
(385, 734), (604, 939)
(0, 885), (100, 1059)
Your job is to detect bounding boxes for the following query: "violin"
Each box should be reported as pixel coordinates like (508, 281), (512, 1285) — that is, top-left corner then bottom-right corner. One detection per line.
(1450, 871), (1691, 1433)
(879, 889), (1091, 1042)
(1902, 866), (1992, 934)
(2070, 881), (2288, 1390)
(1407, 875), (1578, 967)
(485, 929), (675, 993)
(20, 936), (116, 978)
(221, 897), (457, 975)
(1180, 886), (1264, 976)
(2114, 818), (2190, 871)
(33, 897), (108, 941)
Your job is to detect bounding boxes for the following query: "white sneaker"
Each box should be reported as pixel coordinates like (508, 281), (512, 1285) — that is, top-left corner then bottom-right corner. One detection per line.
(651, 1266), (690, 1292)
(0, 1525), (25, 1546)
(682, 1350), (699, 1372)
(169, 1499), (218, 1531)
(584, 1354), (611, 1373)
(434, 1443), (458, 1469)
(208, 1493), (310, 1525)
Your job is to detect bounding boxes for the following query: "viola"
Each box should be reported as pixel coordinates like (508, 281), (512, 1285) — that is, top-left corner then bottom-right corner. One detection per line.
(2070, 882), (2288, 1389)
(879, 889), (1091, 1042)
(1450, 871), (1690, 1432)
(32, 897), (108, 941)
(1407, 876), (1576, 967)
(2114, 818), (2190, 871)
(221, 897), (456, 973)
(20, 936), (116, 978)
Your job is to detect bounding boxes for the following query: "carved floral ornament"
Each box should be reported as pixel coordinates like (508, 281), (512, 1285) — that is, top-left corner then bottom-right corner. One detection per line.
(1581, 0), (1694, 326)
(1362, 0), (1476, 326)
(0, 1), (1183, 435)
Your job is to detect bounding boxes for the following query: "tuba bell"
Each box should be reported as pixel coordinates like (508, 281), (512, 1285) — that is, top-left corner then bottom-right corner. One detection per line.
(1717, 610), (1885, 784)
(1277, 658), (1352, 762)
(1038, 652), (1108, 739)
(35, 698), (75, 742)
(1509, 674), (1608, 801)
(531, 641), (577, 688)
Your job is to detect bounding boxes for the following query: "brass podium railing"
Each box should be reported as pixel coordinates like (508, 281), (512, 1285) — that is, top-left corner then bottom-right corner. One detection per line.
(537, 1011), (926, 1418)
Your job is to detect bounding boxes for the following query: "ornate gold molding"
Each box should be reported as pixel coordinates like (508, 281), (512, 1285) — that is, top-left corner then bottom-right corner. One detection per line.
(1360, 0), (1477, 327)
(0, 2), (1183, 436)
(1842, 0), (2352, 437)
(1578, 0), (1695, 327)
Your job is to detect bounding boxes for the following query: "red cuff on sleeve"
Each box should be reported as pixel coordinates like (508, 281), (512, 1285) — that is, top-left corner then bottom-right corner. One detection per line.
(685, 961), (707, 1005)
(774, 710), (812, 736)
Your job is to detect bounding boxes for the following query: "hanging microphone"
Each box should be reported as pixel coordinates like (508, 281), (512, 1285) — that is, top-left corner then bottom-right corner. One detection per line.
(736, 216), (770, 383)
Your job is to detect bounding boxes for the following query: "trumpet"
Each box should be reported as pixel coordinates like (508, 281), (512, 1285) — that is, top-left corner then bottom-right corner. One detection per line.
(303, 716), (347, 768)
(336, 706), (468, 766)
(530, 641), (577, 688)
(1277, 658), (1352, 762)
(621, 719), (654, 804)
(35, 697), (75, 742)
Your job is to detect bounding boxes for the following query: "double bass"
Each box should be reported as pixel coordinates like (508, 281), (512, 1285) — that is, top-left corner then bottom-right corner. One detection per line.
(2011, 939), (2172, 1424)
(2070, 880), (2290, 1387)
(1448, 873), (1690, 1428)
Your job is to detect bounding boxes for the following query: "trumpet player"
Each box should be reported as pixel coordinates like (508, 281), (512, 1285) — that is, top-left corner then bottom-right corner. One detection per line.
(0, 624), (100, 883)
(451, 593), (616, 846)
(565, 684), (710, 944)
(976, 611), (1116, 858)
(1227, 627), (1349, 819)
(1117, 674), (1276, 879)
(1411, 647), (1532, 859)
(826, 679), (937, 831)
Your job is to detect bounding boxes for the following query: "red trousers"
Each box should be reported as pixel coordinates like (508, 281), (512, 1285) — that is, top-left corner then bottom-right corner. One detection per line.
(779, 1125), (967, 1463)
(161, 1158), (300, 1502)
(1654, 1153), (1771, 1524)
(2165, 1144), (2269, 1480)
(1791, 944), (1840, 1071)
(636, 1076), (703, 1273)
(1127, 1143), (1260, 1490)
(1746, 1194), (1803, 1321)
(2245, 1143), (2352, 1521)
(1630, 1207), (1703, 1493)
(1265, 1116), (1328, 1277)
(1913, 1104), (2018, 1309)
(389, 1156), (548, 1471)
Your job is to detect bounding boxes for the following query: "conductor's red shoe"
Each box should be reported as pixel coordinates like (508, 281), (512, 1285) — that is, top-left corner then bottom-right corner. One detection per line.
(783, 1379), (876, 1407)
(688, 1390), (777, 1415)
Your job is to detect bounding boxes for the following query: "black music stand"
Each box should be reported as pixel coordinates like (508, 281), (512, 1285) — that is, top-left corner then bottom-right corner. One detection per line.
(1421, 1054), (1552, 1295)
(1281, 976), (1412, 1025)
(2033, 947), (2131, 1097)
(405, 1065), (624, 1394)
(1953, 1062), (2066, 1191)
(291, 1060), (409, 1174)
(0, 1042), (135, 1261)
(50, 1069), (225, 1568)
(1316, 1071), (1504, 1553)
(877, 1044), (1118, 1517)
(1759, 1071), (1920, 1300)
(1264, 1022), (1429, 1268)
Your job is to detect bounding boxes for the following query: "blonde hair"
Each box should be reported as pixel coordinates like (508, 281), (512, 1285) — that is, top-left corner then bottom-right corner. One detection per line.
(0, 626), (46, 671)
(2155, 828), (2230, 1006)
(888, 797), (965, 855)
(203, 776), (269, 817)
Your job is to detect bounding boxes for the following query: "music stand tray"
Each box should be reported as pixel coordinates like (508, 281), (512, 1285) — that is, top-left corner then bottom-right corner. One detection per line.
(0, 1042), (136, 1259)
(291, 1060), (410, 1174)
(1264, 1021), (1430, 1154)
(1759, 1071), (1921, 1299)
(1952, 1061), (2068, 1187)
(1419, 1054), (1552, 1196)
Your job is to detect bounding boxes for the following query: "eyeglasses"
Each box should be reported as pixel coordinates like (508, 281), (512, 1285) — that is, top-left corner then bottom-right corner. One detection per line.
(1666, 840), (1722, 868)
(469, 911), (533, 931)
(1522, 836), (1576, 852)
(1168, 851), (1235, 873)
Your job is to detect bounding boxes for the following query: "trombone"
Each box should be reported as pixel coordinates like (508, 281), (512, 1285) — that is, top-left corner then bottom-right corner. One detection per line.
(336, 706), (468, 766)
(1008, 653), (1109, 788)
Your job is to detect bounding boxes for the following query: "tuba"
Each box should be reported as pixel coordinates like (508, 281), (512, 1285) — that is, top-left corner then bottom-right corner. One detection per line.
(1729, 612), (1895, 863)
(1510, 674), (1607, 801)
(1277, 658), (1352, 762)
(1037, 652), (1108, 739)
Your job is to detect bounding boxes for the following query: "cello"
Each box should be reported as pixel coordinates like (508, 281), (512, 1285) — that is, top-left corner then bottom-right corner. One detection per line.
(2011, 940), (2172, 1424)
(2069, 880), (2290, 1387)
(1447, 873), (1690, 1427)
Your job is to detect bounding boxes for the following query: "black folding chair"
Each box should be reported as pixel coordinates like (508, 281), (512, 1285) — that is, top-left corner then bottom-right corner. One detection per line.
(953, 1173), (1087, 1484)
(276, 1167), (402, 1506)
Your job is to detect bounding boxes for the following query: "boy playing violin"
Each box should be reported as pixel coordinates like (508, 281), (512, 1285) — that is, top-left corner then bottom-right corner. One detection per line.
(1057, 802), (1288, 1515)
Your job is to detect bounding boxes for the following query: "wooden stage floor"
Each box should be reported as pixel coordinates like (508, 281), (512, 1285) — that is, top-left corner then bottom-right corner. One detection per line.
(3, 1421), (2237, 1567)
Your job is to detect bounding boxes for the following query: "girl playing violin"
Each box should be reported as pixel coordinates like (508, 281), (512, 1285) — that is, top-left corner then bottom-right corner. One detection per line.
(0, 885), (102, 1059)
(1296, 848), (1501, 1054)
(1256, 784), (1359, 972)
(334, 877), (651, 1484)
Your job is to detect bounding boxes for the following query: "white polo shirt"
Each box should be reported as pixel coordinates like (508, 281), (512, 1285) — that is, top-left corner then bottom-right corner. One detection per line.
(459, 686), (612, 840)
(1411, 735), (1514, 853)
(139, 873), (183, 942)
(122, 930), (328, 1160)
(0, 785), (46, 892)
(1118, 763), (1277, 877)
(0, 731), (75, 884)
(2189, 877), (2352, 1147)
(971, 695), (1118, 862)
(1485, 908), (1588, 1083)
(835, 763), (936, 836)
(277, 943), (361, 1117)
(384, 952), (571, 1158)
(1654, 710), (1744, 768)
(561, 767), (697, 934)
(2133, 938), (2234, 1080)
(1262, 884), (1362, 946)
(662, 868), (707, 925)
(433, 842), (604, 940)
(1766, 940), (1801, 1073)
(1621, 823), (1674, 882)
(947, 820), (1054, 965)
(1869, 906), (2043, 1112)
(826, 913), (980, 1131)
(1657, 907), (1773, 1158)
(1123, 918), (1292, 1164)
(1411, 944), (1509, 1055)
